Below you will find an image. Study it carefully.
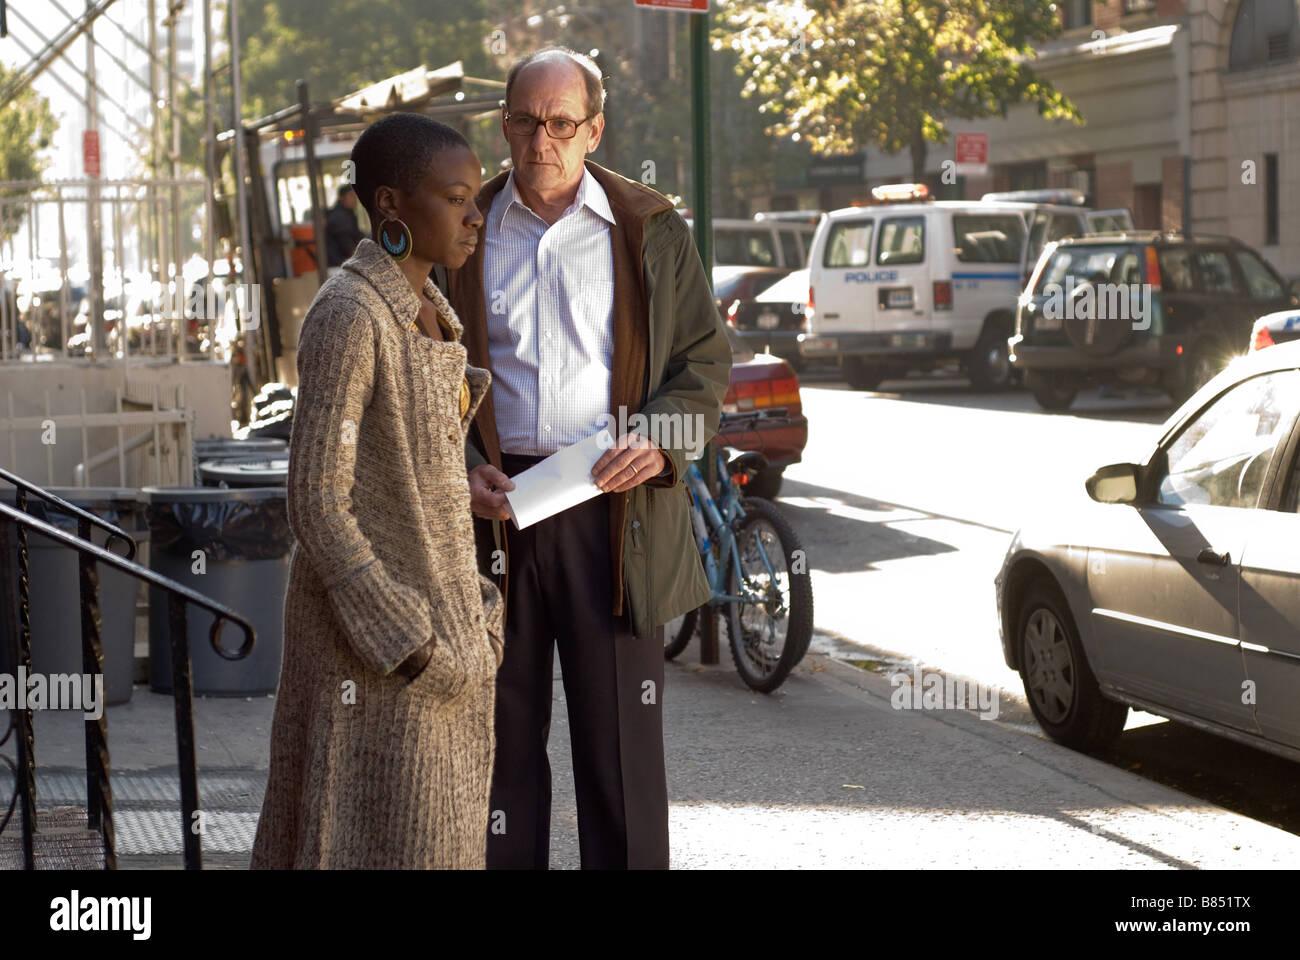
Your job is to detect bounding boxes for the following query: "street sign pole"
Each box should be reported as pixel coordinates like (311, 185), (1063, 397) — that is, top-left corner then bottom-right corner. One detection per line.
(637, 0), (717, 663)
(85, 0), (106, 361)
(687, 6), (718, 664)
(689, 9), (711, 278)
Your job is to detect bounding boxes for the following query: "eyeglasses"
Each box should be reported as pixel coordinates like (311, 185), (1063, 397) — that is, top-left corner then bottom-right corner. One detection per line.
(502, 110), (592, 140)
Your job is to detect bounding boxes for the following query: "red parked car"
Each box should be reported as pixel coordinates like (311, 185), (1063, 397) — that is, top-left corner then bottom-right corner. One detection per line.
(715, 325), (808, 499)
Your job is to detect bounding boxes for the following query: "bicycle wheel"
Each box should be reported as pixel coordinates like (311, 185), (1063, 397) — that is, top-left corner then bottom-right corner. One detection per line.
(664, 606), (700, 660)
(740, 496), (813, 666)
(725, 497), (814, 692)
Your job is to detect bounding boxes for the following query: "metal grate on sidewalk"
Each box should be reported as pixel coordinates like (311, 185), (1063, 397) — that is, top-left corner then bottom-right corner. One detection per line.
(0, 807), (105, 870)
(1, 769), (265, 868)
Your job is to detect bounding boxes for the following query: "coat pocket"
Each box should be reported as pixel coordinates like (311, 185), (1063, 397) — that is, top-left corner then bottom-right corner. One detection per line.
(648, 483), (711, 629)
(406, 580), (498, 705)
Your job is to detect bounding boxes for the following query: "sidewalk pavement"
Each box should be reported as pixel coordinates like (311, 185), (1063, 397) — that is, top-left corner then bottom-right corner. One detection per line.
(9, 636), (1300, 869)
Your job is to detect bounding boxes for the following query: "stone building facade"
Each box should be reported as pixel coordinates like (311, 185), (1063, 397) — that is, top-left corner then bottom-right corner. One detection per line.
(763, 0), (1300, 279)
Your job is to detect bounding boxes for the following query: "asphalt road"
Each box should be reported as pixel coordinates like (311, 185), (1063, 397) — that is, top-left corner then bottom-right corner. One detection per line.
(771, 368), (1300, 837)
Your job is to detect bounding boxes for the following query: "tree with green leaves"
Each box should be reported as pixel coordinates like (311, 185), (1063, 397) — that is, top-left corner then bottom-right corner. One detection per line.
(0, 63), (58, 243)
(720, 0), (1082, 182)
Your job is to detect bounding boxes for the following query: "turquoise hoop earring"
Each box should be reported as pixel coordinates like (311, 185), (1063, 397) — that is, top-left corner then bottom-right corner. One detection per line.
(378, 217), (412, 262)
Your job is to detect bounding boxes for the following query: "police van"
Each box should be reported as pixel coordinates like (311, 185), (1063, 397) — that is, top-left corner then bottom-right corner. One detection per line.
(803, 184), (1131, 390)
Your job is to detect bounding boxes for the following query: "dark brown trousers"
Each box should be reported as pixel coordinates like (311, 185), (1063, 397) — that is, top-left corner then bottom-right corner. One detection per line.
(485, 452), (669, 870)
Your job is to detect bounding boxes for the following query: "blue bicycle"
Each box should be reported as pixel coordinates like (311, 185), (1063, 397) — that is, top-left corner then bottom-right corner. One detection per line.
(664, 410), (813, 692)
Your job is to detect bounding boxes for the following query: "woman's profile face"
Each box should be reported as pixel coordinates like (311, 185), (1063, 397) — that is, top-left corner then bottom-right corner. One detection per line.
(380, 143), (484, 268)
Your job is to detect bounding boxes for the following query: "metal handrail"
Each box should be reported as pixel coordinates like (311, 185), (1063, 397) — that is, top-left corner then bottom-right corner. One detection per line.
(0, 466), (137, 562)
(0, 498), (256, 870)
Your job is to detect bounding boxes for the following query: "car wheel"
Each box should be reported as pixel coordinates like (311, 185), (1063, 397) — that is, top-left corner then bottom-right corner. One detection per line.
(745, 465), (785, 500)
(967, 323), (1013, 391)
(1017, 579), (1127, 751)
(1025, 371), (1078, 412)
(843, 356), (885, 391)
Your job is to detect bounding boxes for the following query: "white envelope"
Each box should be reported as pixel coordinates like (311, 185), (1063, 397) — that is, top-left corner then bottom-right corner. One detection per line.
(504, 431), (610, 529)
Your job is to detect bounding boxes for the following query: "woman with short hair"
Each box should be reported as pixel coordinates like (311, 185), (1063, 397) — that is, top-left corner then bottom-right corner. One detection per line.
(251, 113), (501, 869)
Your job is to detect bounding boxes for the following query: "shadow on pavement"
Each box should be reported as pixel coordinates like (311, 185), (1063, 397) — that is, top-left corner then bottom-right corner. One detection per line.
(767, 477), (964, 574)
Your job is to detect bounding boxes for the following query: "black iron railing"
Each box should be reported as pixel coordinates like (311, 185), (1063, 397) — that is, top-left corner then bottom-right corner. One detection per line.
(0, 468), (256, 870)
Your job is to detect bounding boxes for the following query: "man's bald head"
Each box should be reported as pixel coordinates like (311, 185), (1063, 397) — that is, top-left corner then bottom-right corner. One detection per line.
(505, 47), (605, 118)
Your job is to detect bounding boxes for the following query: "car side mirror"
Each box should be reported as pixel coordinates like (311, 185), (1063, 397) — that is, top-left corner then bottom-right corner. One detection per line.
(1086, 462), (1141, 504)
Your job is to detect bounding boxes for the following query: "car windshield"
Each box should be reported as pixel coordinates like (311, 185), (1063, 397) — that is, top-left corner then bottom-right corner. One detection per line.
(1157, 370), (1300, 508)
(1035, 245), (1137, 293)
(714, 229), (779, 267)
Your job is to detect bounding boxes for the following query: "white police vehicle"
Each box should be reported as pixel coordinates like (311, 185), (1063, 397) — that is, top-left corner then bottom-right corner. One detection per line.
(803, 184), (1132, 390)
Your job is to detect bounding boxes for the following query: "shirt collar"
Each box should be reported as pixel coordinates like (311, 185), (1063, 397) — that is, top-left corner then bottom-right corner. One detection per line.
(495, 166), (616, 230)
(343, 238), (463, 341)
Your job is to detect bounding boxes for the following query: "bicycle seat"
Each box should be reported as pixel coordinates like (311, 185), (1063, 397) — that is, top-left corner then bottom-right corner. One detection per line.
(723, 447), (769, 474)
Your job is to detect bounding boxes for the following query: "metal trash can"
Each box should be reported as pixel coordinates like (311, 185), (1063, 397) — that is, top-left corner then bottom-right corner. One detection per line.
(192, 438), (288, 485)
(194, 436), (287, 459)
(197, 455), (289, 489)
(142, 486), (291, 696)
(1, 487), (141, 706)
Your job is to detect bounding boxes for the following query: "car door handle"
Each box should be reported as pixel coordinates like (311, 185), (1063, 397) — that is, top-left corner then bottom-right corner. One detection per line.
(1196, 547), (1231, 567)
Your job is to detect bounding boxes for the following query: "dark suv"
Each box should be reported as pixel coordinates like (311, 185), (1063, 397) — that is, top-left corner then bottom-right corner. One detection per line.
(1009, 233), (1298, 410)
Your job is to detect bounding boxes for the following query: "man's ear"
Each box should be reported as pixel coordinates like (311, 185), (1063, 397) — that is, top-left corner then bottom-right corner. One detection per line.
(585, 112), (605, 154)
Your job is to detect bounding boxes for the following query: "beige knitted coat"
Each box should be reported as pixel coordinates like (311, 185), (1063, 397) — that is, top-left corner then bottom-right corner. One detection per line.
(250, 238), (503, 870)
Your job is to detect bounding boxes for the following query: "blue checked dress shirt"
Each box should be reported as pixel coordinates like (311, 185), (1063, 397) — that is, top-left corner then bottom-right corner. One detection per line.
(482, 167), (616, 457)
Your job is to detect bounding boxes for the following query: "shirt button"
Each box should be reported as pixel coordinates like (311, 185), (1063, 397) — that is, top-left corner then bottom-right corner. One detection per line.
(544, 425), (551, 432)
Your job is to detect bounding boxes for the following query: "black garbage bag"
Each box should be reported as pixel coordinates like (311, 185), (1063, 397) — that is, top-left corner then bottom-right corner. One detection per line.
(146, 492), (292, 563)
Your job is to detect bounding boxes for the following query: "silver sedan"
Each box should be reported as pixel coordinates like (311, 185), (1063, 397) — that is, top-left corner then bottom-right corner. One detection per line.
(996, 339), (1300, 762)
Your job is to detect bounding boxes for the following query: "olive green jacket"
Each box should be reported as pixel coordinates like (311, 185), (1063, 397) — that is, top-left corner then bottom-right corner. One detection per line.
(444, 160), (731, 640)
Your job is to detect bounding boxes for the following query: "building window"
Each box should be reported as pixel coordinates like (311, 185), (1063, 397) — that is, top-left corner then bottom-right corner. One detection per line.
(1005, 160), (1048, 191)
(1062, 0), (1092, 30)
(1265, 153), (1279, 246)
(1229, 0), (1300, 71)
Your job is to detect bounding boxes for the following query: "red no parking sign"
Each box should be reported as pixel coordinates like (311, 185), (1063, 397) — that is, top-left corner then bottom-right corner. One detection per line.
(635, 0), (708, 11)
